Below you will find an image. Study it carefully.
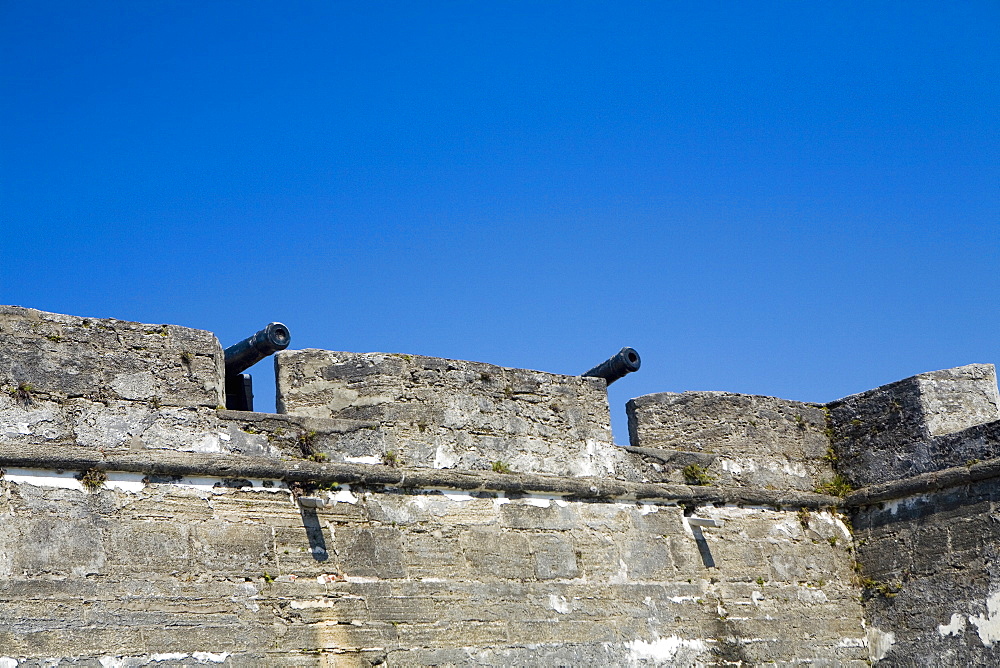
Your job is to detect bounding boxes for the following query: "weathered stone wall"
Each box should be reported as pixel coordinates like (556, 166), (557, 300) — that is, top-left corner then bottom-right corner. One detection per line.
(275, 349), (628, 478)
(827, 366), (1000, 666)
(0, 306), (228, 453)
(0, 305), (225, 408)
(851, 479), (1000, 665)
(9, 305), (1000, 666)
(0, 462), (866, 667)
(626, 392), (835, 492)
(827, 364), (1000, 487)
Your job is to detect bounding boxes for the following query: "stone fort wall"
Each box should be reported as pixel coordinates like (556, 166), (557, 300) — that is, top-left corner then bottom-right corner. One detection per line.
(1, 305), (999, 666)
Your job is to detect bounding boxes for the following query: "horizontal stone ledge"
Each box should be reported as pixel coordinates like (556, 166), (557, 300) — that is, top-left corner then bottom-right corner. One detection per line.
(843, 456), (1000, 507)
(622, 446), (718, 467)
(0, 442), (840, 508)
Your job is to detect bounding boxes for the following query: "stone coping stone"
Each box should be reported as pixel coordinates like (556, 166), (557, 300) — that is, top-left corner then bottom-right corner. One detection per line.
(0, 441), (841, 509)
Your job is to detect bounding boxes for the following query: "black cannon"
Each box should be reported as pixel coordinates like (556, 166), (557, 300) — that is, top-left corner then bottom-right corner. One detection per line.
(581, 347), (641, 386)
(224, 322), (291, 411)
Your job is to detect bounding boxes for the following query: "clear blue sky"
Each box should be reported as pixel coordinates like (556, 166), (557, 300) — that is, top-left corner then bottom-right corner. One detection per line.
(2, 2), (997, 441)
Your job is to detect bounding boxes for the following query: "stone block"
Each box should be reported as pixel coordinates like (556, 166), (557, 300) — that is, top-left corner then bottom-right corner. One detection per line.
(0, 516), (107, 578)
(500, 500), (576, 530)
(274, 349), (629, 476)
(0, 305), (224, 409)
(105, 520), (191, 571)
(334, 526), (406, 579)
(828, 364), (1000, 486)
(398, 530), (470, 578)
(191, 521), (277, 575)
(626, 391), (835, 490)
(529, 534), (580, 579)
(460, 526), (532, 579)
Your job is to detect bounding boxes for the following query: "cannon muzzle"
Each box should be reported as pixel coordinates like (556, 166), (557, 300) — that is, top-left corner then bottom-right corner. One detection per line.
(224, 323), (291, 411)
(224, 322), (291, 377)
(581, 347), (641, 386)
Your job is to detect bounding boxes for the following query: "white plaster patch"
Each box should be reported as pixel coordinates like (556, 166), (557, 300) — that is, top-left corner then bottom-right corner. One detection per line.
(720, 458), (745, 475)
(796, 587), (828, 604)
(820, 510), (854, 540)
(667, 596), (699, 604)
(780, 461), (808, 477)
(769, 517), (801, 539)
(554, 499), (569, 507)
(572, 439), (598, 477)
(441, 490), (474, 502)
(713, 505), (768, 518)
(882, 493), (931, 516)
(970, 591), (1000, 646)
(548, 594), (571, 614)
(173, 476), (227, 494)
(150, 654), (188, 661)
(104, 472), (146, 494)
(249, 479), (288, 492)
(343, 455), (381, 465)
(433, 442), (459, 469)
(191, 653), (230, 663)
(0, 659), (17, 668)
(524, 497), (550, 508)
(3, 467), (84, 491)
(938, 613), (966, 637)
(492, 493), (510, 507)
(189, 433), (223, 453)
(867, 627), (896, 662)
(625, 636), (709, 663)
(609, 559), (629, 585)
(329, 485), (358, 504)
(637, 503), (658, 515)
(751, 591), (765, 604)
(4, 469), (291, 496)
(836, 637), (866, 648)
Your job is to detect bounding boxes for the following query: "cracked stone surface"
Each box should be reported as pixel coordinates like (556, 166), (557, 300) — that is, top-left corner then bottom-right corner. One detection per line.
(827, 364), (1000, 487)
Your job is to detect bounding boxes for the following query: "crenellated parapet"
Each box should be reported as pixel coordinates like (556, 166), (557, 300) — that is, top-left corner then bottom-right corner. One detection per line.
(5, 305), (1000, 665)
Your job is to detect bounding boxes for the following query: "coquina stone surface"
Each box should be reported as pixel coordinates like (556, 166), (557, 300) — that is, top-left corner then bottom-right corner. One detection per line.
(851, 478), (1000, 665)
(0, 305), (225, 408)
(7, 305), (1000, 666)
(828, 364), (1000, 487)
(626, 392), (835, 492)
(0, 471), (867, 667)
(275, 349), (630, 478)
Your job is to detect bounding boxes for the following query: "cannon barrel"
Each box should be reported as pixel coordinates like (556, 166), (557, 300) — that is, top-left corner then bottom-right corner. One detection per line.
(581, 347), (641, 386)
(224, 322), (291, 376)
